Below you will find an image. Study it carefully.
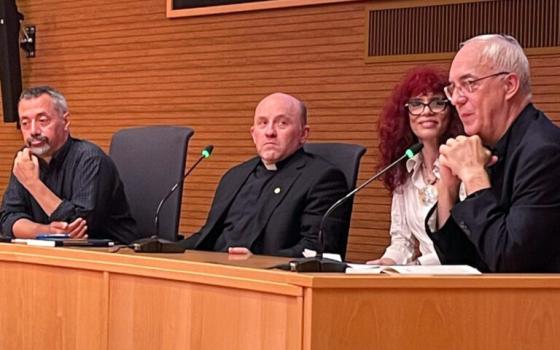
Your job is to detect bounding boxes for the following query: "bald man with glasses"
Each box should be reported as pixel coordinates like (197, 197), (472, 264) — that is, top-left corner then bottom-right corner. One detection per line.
(426, 34), (560, 272)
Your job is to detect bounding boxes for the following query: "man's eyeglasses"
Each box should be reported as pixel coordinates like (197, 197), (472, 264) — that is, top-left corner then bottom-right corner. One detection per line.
(444, 71), (510, 100)
(405, 99), (449, 116)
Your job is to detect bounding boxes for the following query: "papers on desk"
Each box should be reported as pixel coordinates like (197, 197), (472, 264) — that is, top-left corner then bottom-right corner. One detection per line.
(302, 249), (343, 261)
(300, 250), (480, 275)
(345, 264), (481, 275)
(12, 238), (57, 247)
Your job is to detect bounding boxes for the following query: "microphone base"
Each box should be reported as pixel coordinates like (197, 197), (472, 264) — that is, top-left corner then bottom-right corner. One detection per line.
(287, 257), (348, 273)
(130, 236), (186, 253)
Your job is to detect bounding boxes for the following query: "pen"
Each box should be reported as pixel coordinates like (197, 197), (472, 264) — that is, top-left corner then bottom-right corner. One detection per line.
(36, 233), (70, 239)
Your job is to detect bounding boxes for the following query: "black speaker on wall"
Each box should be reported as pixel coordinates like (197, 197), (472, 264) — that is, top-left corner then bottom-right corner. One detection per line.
(0, 0), (23, 123)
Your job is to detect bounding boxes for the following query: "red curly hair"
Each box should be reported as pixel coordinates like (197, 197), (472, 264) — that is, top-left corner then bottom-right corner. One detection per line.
(378, 66), (463, 192)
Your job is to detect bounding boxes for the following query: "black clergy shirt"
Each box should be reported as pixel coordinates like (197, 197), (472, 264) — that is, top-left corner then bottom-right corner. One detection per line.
(212, 161), (276, 251)
(0, 137), (138, 244)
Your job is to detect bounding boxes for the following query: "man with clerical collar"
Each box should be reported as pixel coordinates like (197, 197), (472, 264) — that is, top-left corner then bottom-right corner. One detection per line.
(181, 92), (350, 257)
(427, 34), (560, 272)
(0, 86), (138, 244)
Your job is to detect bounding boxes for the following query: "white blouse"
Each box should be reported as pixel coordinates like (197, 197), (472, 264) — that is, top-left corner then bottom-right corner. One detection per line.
(381, 153), (440, 265)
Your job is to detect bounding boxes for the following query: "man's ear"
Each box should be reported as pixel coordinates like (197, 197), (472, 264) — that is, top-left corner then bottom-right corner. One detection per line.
(250, 125), (256, 145)
(63, 112), (71, 130)
(504, 73), (520, 100)
(300, 125), (310, 145)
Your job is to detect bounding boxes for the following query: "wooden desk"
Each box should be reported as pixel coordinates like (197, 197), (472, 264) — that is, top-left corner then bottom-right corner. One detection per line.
(1, 243), (559, 349)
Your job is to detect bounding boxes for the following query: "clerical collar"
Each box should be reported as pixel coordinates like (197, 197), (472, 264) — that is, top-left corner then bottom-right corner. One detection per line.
(492, 103), (534, 162)
(263, 162), (278, 171)
(260, 147), (304, 171)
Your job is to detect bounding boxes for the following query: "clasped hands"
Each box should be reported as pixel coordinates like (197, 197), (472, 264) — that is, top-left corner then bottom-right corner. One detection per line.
(227, 247), (253, 260)
(439, 135), (497, 195)
(48, 218), (88, 239)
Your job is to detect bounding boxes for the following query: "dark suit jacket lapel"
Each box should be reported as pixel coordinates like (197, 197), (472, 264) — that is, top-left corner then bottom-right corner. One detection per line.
(248, 152), (307, 244)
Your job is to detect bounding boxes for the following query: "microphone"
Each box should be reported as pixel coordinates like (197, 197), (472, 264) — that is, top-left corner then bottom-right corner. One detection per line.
(285, 142), (424, 272)
(131, 145), (214, 253)
(154, 145), (214, 238)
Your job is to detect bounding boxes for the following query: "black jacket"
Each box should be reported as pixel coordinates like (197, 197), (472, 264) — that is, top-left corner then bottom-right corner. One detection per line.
(182, 149), (350, 257)
(428, 104), (560, 272)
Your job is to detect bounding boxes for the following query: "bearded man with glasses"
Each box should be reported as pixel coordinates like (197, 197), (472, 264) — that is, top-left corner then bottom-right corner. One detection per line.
(426, 34), (560, 272)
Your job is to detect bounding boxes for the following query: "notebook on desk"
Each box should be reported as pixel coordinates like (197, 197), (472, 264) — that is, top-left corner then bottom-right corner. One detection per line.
(15, 238), (114, 247)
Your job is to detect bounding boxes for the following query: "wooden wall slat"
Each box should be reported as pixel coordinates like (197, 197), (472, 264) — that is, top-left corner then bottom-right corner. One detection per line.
(1, 0), (558, 263)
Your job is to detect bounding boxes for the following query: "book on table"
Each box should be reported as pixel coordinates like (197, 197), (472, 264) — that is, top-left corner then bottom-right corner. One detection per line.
(345, 264), (481, 275)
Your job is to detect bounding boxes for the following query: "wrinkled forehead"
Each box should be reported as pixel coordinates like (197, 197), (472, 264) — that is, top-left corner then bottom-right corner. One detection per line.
(19, 94), (59, 117)
(450, 41), (495, 80)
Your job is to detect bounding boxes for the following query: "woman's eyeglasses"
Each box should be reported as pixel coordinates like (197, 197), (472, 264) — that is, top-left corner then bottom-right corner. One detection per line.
(405, 99), (449, 116)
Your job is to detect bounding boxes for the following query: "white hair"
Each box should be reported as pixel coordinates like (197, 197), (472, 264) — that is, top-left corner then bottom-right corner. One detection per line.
(461, 34), (532, 97)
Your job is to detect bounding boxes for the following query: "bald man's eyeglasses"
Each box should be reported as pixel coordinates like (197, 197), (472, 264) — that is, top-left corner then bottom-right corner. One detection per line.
(444, 71), (510, 100)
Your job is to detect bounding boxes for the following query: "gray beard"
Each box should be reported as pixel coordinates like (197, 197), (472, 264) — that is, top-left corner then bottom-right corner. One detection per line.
(29, 144), (51, 157)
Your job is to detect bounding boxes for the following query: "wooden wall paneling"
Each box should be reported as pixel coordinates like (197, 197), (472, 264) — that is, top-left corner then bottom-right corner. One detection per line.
(0, 0), (559, 263)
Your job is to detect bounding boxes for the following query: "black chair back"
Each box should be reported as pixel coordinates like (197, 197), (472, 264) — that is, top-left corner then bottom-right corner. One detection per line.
(304, 143), (366, 190)
(109, 126), (194, 241)
(303, 142), (366, 258)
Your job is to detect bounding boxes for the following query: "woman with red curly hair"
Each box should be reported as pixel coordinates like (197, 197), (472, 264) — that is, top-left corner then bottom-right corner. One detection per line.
(368, 66), (463, 266)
